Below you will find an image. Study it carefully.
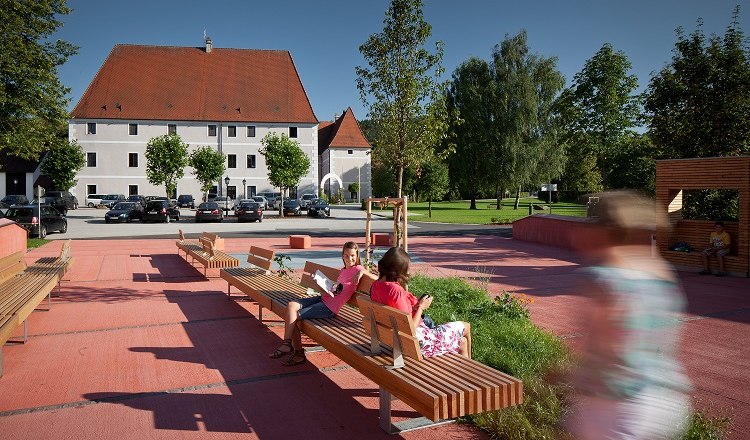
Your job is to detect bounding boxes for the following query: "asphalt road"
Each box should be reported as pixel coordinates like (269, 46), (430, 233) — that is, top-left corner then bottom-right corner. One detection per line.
(44, 204), (512, 240)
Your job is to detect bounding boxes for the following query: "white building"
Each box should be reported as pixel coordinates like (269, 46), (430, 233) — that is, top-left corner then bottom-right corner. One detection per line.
(69, 40), (320, 200)
(318, 108), (372, 201)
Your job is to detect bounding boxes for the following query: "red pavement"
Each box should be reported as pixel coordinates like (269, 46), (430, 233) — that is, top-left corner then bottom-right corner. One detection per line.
(0, 236), (747, 439)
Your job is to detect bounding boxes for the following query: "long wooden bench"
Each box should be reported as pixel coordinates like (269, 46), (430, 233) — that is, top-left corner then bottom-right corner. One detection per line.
(221, 259), (523, 433)
(220, 246), (276, 318)
(1, 240), (74, 377)
(663, 220), (747, 276)
(176, 231), (239, 276)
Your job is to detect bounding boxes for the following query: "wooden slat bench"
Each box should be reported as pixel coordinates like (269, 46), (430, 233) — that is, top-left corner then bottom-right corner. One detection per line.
(220, 246), (276, 316)
(176, 231), (239, 277)
(0, 240), (74, 377)
(221, 260), (523, 433)
(663, 220), (747, 276)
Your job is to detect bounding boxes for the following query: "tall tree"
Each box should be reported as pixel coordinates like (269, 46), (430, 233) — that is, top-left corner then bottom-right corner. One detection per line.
(555, 43), (642, 190)
(645, 7), (750, 159)
(145, 134), (189, 199)
(414, 159), (449, 217)
(189, 146), (225, 202)
(446, 57), (495, 209)
(491, 31), (566, 209)
(40, 139), (85, 190)
(258, 133), (310, 217)
(0, 0), (77, 160)
(356, 0), (450, 198)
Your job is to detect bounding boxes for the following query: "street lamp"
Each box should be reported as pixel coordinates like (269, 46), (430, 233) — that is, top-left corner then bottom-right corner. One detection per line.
(242, 178), (247, 199)
(224, 176), (230, 215)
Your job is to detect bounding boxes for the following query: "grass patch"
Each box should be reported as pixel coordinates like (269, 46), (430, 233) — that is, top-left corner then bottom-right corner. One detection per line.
(373, 198), (587, 224)
(408, 274), (732, 439)
(27, 238), (50, 249)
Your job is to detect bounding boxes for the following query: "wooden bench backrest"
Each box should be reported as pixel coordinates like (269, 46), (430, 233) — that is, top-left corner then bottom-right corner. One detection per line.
(300, 261), (375, 304)
(357, 295), (423, 361)
(0, 251), (26, 285)
(202, 232), (219, 243)
(670, 220), (740, 255)
(199, 237), (216, 258)
(59, 240), (72, 262)
(178, 229), (186, 241)
(247, 246), (275, 271)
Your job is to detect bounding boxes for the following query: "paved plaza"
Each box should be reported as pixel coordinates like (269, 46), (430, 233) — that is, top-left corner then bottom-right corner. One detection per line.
(0, 233), (747, 439)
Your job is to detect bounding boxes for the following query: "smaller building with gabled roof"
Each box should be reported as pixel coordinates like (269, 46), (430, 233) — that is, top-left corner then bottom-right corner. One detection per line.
(318, 107), (372, 201)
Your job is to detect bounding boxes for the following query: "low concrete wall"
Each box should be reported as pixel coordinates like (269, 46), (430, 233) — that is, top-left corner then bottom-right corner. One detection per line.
(0, 218), (27, 257)
(512, 214), (599, 250)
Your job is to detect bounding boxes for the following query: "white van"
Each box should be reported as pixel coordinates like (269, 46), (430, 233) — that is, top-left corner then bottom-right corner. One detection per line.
(85, 194), (106, 207)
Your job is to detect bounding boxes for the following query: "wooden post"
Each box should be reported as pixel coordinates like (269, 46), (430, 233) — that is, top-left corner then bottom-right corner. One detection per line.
(393, 205), (399, 248)
(402, 196), (408, 252)
(365, 198), (372, 265)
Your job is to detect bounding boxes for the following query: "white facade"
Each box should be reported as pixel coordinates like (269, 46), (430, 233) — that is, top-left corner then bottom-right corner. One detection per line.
(320, 147), (372, 200)
(69, 119), (319, 200)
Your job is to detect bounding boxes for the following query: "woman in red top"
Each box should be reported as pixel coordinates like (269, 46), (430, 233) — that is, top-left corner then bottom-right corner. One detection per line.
(370, 247), (471, 358)
(269, 241), (376, 366)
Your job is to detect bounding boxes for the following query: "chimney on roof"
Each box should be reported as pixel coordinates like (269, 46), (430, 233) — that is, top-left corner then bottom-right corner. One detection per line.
(205, 36), (212, 53)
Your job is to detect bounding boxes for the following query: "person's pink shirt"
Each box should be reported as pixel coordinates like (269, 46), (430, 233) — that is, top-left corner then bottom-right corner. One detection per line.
(321, 264), (364, 314)
(370, 280), (421, 325)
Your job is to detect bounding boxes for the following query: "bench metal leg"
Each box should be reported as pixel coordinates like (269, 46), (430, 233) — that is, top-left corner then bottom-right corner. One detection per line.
(0, 349), (3, 378)
(378, 387), (452, 434)
(7, 320), (28, 344)
(258, 304), (263, 324)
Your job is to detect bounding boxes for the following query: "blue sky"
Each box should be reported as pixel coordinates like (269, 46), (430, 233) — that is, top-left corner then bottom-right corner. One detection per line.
(53, 0), (748, 123)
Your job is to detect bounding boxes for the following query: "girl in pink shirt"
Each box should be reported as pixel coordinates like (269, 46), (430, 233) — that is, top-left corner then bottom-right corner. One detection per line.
(269, 241), (376, 366)
(370, 247), (471, 358)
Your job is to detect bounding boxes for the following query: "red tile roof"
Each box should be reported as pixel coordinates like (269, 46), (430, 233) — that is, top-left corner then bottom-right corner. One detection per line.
(72, 44), (318, 124)
(318, 107), (371, 154)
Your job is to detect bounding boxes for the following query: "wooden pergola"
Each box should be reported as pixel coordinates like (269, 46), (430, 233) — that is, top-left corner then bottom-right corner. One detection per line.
(364, 197), (408, 263)
(656, 156), (749, 277)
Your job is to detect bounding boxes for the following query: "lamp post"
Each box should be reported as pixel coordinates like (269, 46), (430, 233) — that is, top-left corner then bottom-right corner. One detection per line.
(224, 176), (230, 216)
(242, 178), (247, 199)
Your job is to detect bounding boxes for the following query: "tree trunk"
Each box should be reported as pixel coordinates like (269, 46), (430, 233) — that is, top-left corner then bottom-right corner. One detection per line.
(496, 185), (502, 210)
(513, 186), (521, 210)
(428, 199), (432, 218)
(279, 189), (285, 218)
(470, 196), (476, 210)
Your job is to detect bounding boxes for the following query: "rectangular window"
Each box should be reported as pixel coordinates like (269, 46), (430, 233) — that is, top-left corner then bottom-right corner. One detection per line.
(128, 123), (138, 135)
(228, 126), (237, 137)
(208, 124), (217, 136)
(168, 124), (177, 135)
(87, 185), (97, 195)
(128, 185), (138, 196)
(348, 149), (353, 155)
(247, 126), (256, 137)
(247, 154), (256, 168)
(228, 154), (237, 168)
(87, 123), (97, 134)
(128, 153), (138, 168)
(289, 126), (298, 138)
(248, 185), (257, 197)
(227, 186), (237, 200)
(86, 152), (97, 167)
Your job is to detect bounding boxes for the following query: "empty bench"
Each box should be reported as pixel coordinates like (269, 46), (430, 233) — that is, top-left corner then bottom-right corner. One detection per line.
(1, 240), (74, 377)
(221, 259), (523, 433)
(176, 231), (239, 276)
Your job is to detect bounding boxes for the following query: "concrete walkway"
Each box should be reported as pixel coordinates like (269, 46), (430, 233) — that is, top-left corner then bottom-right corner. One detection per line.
(0, 235), (746, 439)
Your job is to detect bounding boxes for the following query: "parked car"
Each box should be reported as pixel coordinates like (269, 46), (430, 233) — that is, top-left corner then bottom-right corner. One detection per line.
(32, 196), (69, 215)
(4, 204), (67, 238)
(300, 193), (316, 209)
(46, 191), (78, 210)
(105, 202), (144, 223)
(233, 199), (252, 215)
(236, 201), (263, 222)
(307, 199), (331, 217)
(177, 194), (195, 208)
(266, 196), (279, 209)
(0, 207), (5, 218)
(141, 200), (180, 223)
(195, 202), (223, 223)
(100, 194), (126, 209)
(1, 194), (30, 208)
(85, 194), (105, 207)
(282, 199), (302, 216)
(213, 196), (235, 212)
(251, 195), (268, 209)
(127, 194), (147, 207)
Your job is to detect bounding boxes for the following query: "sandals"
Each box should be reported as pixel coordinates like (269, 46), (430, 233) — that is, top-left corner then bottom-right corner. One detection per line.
(269, 339), (293, 358)
(282, 349), (307, 366)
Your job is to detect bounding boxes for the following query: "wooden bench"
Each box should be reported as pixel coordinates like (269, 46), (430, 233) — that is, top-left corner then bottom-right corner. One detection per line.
(1, 240), (74, 377)
(221, 260), (523, 433)
(220, 246), (276, 317)
(663, 220), (747, 276)
(176, 232), (239, 276)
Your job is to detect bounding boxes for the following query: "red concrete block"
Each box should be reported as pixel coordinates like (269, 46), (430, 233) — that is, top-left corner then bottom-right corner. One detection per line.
(371, 233), (391, 246)
(289, 235), (311, 249)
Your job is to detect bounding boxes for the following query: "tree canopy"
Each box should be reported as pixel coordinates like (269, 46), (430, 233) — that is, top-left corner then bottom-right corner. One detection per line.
(40, 139), (85, 190)
(258, 133), (310, 215)
(0, 0), (77, 161)
(145, 134), (189, 198)
(189, 146), (225, 201)
(356, 0), (450, 198)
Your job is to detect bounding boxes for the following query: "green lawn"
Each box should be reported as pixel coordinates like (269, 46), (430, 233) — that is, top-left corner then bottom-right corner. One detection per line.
(374, 198), (587, 224)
